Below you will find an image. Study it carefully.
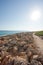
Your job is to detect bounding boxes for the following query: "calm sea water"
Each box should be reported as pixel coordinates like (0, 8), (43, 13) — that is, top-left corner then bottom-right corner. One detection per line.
(0, 31), (21, 37)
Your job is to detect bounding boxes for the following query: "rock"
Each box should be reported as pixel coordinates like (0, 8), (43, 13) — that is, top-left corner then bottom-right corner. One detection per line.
(20, 41), (26, 45)
(0, 57), (1, 61)
(30, 60), (42, 65)
(36, 55), (43, 65)
(27, 51), (33, 62)
(29, 48), (40, 55)
(6, 60), (14, 65)
(40, 36), (43, 39)
(13, 46), (18, 55)
(27, 51), (32, 58)
(18, 52), (26, 56)
(13, 56), (29, 65)
(1, 51), (8, 58)
(16, 36), (20, 41)
(18, 52), (27, 60)
(13, 46), (18, 51)
(32, 55), (39, 60)
(10, 40), (17, 45)
(0, 37), (4, 41)
(9, 39), (12, 42)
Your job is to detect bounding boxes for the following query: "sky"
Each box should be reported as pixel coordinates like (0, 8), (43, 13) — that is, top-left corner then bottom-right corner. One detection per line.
(0, 0), (43, 31)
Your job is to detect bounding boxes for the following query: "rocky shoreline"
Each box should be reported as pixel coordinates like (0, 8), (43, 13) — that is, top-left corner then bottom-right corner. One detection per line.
(0, 32), (43, 65)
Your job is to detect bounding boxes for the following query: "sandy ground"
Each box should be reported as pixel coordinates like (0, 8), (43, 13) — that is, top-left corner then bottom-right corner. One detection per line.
(33, 33), (43, 54)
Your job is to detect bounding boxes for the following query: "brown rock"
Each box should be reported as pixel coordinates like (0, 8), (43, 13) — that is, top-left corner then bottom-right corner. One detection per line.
(32, 55), (39, 60)
(30, 60), (42, 65)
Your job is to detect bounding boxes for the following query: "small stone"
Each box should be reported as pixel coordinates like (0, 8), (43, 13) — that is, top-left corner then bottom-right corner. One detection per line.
(32, 55), (39, 59)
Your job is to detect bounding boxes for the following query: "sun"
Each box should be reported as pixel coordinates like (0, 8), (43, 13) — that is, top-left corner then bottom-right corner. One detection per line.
(31, 10), (41, 21)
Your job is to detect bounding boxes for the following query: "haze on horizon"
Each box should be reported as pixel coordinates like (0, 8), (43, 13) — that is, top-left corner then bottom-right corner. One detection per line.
(0, 0), (43, 31)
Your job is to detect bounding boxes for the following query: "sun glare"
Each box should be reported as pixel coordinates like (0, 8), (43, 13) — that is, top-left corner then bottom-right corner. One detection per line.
(31, 10), (41, 21)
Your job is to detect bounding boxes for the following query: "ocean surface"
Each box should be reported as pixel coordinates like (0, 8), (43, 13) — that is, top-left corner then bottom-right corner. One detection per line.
(0, 31), (22, 37)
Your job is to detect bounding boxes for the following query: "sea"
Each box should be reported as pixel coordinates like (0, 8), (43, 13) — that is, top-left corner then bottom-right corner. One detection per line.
(0, 31), (22, 37)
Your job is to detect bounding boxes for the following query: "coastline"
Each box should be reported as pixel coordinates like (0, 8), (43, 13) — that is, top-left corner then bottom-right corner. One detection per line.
(0, 31), (21, 37)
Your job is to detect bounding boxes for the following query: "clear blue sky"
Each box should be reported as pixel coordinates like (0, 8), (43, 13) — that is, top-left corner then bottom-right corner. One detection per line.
(0, 0), (43, 31)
